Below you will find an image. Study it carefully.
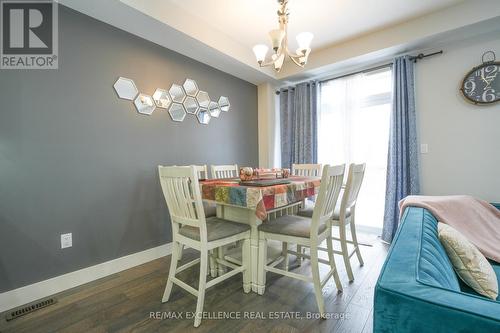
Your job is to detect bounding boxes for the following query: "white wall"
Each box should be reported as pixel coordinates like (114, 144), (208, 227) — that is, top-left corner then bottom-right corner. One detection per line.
(258, 83), (280, 168)
(416, 33), (500, 202)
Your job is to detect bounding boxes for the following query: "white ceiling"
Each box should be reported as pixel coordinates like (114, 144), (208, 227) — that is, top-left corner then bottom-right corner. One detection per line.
(166, 0), (464, 51)
(61, 0), (500, 84)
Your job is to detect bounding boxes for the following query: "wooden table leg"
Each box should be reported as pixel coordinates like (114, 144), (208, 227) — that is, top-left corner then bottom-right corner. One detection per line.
(215, 204), (263, 293)
(250, 224), (261, 294)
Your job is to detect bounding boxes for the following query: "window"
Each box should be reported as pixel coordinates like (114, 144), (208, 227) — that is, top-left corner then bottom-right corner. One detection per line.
(318, 67), (392, 231)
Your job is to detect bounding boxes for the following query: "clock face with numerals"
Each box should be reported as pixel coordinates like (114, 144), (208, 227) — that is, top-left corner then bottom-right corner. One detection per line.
(461, 62), (500, 105)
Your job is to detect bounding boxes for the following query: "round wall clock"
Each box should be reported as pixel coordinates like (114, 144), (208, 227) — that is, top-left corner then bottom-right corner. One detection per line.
(460, 51), (500, 105)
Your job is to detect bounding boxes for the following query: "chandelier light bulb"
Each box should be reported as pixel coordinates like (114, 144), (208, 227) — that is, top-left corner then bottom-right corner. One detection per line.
(268, 29), (285, 52)
(253, 44), (269, 64)
(296, 32), (314, 52)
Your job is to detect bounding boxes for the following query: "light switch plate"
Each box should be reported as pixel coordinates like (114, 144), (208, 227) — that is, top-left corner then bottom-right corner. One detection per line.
(61, 233), (72, 249)
(420, 144), (429, 154)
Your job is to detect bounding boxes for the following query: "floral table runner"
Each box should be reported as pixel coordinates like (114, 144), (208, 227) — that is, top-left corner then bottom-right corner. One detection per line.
(200, 176), (321, 220)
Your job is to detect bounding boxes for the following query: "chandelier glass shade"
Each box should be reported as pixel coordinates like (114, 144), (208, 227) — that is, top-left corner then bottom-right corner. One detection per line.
(252, 0), (313, 72)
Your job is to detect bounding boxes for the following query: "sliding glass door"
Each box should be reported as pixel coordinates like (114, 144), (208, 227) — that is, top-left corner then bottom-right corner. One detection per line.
(318, 68), (392, 232)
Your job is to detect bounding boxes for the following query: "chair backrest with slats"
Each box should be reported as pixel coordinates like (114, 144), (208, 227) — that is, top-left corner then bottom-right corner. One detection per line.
(172, 165), (208, 179)
(341, 163), (366, 212)
(310, 164), (345, 237)
(292, 164), (322, 177)
(211, 164), (239, 179)
(194, 165), (208, 179)
(158, 165), (207, 241)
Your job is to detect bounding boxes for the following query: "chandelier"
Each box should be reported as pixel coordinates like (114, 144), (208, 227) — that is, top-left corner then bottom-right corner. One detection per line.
(252, 0), (313, 72)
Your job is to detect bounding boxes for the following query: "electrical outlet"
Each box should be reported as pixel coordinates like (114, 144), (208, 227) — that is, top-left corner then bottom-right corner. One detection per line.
(420, 144), (429, 154)
(61, 233), (72, 249)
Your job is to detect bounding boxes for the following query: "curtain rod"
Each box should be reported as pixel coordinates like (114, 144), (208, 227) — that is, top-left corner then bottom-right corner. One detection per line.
(409, 50), (443, 63)
(276, 50), (443, 95)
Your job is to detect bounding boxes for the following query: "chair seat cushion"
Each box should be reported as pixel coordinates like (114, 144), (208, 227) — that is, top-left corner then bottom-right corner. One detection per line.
(297, 202), (351, 220)
(179, 217), (250, 242)
(258, 215), (327, 238)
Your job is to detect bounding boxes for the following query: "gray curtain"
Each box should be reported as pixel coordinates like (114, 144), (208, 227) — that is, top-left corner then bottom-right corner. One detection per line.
(382, 56), (420, 243)
(280, 82), (318, 169)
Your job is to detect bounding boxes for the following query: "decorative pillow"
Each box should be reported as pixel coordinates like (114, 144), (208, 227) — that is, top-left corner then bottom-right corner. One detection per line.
(438, 222), (498, 300)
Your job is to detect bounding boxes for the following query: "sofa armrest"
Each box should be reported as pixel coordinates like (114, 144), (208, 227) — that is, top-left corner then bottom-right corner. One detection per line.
(375, 283), (500, 332)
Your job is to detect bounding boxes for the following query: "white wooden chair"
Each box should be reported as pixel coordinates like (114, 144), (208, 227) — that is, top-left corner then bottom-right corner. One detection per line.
(173, 164), (208, 179)
(158, 165), (251, 327)
(291, 163), (322, 177)
(211, 164), (239, 179)
(209, 164), (239, 276)
(176, 165), (215, 263)
(257, 164), (345, 316)
(298, 163), (366, 282)
(332, 163), (366, 281)
(291, 163), (322, 265)
(194, 164), (208, 179)
(193, 164), (219, 276)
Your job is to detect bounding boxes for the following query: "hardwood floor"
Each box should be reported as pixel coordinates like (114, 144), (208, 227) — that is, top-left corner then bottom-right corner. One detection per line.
(0, 236), (388, 333)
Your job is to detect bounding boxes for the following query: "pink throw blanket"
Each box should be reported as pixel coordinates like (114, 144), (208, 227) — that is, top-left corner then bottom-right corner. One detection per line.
(399, 195), (500, 263)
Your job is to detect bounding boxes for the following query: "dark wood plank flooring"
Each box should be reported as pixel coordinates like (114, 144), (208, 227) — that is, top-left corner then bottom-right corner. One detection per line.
(0, 236), (388, 333)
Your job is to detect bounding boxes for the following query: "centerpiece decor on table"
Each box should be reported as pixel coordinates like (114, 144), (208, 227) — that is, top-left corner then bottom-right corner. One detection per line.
(239, 167), (254, 181)
(239, 167), (291, 182)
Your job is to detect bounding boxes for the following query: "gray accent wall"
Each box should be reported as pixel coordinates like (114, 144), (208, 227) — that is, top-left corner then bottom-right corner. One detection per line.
(0, 6), (258, 292)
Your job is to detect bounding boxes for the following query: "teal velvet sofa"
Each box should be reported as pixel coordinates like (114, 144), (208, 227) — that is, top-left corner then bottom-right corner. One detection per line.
(374, 204), (500, 333)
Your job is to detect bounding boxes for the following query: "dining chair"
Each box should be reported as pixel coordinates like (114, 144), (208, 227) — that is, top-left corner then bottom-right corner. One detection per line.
(291, 163), (322, 177)
(158, 165), (251, 327)
(332, 163), (366, 281)
(291, 163), (322, 265)
(209, 164), (239, 276)
(176, 165), (216, 263)
(298, 163), (366, 282)
(211, 164), (239, 179)
(193, 164), (219, 276)
(257, 164), (345, 316)
(194, 164), (208, 180)
(193, 165), (216, 216)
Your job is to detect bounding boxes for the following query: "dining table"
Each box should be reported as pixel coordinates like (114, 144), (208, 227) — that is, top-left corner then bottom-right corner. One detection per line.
(200, 175), (321, 293)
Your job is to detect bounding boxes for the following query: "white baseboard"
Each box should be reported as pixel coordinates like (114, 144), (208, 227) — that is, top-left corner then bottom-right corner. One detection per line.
(0, 242), (172, 313)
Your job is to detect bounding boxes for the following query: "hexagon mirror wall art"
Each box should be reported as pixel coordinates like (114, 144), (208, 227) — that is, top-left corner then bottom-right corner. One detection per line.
(218, 96), (230, 112)
(114, 77), (138, 100)
(168, 103), (187, 122)
(152, 88), (172, 109)
(184, 96), (199, 114)
(183, 79), (199, 97)
(196, 91), (210, 109)
(113, 76), (230, 125)
(197, 108), (211, 125)
(208, 101), (221, 118)
(134, 93), (156, 115)
(169, 84), (186, 103)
